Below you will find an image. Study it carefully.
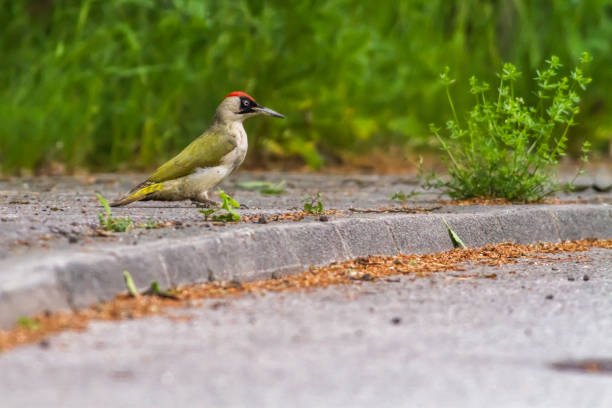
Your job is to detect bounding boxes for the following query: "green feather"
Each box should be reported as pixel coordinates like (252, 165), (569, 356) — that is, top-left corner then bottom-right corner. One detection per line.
(148, 128), (235, 183)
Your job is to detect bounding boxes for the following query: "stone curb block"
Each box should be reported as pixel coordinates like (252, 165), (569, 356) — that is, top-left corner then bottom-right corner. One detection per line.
(0, 205), (610, 328)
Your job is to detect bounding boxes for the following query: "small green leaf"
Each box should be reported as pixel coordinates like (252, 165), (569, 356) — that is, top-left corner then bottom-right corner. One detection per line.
(142, 281), (180, 299)
(302, 192), (324, 215)
(17, 316), (40, 330)
(139, 216), (162, 229)
(96, 193), (111, 216)
(442, 217), (466, 249)
(236, 180), (271, 189)
(111, 217), (134, 232)
(199, 190), (241, 222)
(215, 189), (241, 221)
(260, 181), (286, 195)
(199, 208), (216, 221)
(391, 190), (420, 202)
(96, 193), (132, 232)
(123, 270), (140, 297)
(150, 281), (160, 294)
(212, 211), (240, 222)
(391, 191), (407, 201)
(218, 188), (240, 208)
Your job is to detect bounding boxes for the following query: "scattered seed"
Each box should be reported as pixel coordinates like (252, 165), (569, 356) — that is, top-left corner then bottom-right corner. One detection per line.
(583, 274), (590, 281)
(568, 276), (575, 281)
(319, 215), (329, 222)
(210, 301), (228, 310)
(257, 216), (268, 224)
(545, 294), (554, 300)
(391, 317), (402, 325)
(38, 339), (50, 349)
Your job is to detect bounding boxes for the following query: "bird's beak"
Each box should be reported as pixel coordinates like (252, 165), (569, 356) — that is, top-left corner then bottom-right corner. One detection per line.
(255, 106), (285, 118)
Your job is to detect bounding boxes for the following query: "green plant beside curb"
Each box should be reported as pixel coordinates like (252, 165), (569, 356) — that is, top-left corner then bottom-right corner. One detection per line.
(391, 191), (420, 203)
(423, 52), (593, 202)
(96, 193), (133, 232)
(442, 217), (467, 249)
(302, 192), (325, 215)
(199, 189), (241, 222)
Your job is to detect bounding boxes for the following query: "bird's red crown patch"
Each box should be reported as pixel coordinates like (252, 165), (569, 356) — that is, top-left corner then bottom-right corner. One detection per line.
(225, 91), (255, 101)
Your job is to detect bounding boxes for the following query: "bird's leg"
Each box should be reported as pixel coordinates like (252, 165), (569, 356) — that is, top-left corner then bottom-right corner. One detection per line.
(191, 198), (221, 208)
(191, 191), (221, 208)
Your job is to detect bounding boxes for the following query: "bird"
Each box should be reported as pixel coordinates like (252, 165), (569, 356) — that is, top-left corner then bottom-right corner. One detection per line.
(110, 91), (284, 207)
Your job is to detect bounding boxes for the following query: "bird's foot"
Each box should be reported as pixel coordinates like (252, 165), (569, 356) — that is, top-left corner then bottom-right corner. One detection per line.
(239, 203), (249, 209)
(192, 199), (222, 208)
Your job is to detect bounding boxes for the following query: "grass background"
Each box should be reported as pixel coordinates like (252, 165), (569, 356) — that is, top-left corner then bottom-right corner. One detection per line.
(2, 0), (611, 174)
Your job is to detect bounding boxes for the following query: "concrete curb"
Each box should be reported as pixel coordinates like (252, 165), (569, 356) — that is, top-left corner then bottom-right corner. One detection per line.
(1, 204), (611, 328)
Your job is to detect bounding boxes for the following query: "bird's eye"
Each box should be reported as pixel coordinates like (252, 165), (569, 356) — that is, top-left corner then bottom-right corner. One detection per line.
(243, 99), (250, 106)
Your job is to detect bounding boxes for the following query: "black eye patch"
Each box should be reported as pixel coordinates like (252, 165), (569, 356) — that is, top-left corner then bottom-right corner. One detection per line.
(238, 96), (258, 114)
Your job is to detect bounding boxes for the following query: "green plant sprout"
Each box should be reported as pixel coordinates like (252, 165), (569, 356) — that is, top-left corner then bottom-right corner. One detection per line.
(17, 316), (40, 330)
(137, 216), (164, 229)
(302, 192), (325, 215)
(143, 281), (180, 299)
(96, 193), (133, 232)
(123, 270), (139, 297)
(423, 52), (593, 202)
(390, 190), (420, 203)
(442, 217), (466, 249)
(198, 189), (241, 222)
(123, 270), (180, 299)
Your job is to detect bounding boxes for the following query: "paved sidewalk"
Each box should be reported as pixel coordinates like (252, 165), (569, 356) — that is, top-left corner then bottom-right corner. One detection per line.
(1, 172), (612, 328)
(1, 247), (611, 408)
(1, 171), (611, 257)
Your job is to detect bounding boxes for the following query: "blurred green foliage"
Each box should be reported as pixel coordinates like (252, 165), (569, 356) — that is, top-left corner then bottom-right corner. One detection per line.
(1, 0), (611, 174)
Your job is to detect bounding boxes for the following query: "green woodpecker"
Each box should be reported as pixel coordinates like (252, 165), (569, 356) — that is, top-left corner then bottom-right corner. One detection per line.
(111, 92), (284, 207)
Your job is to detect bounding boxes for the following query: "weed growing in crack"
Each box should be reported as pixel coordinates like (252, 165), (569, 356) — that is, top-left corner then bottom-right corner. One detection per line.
(96, 193), (133, 232)
(199, 189), (240, 222)
(138, 216), (164, 229)
(422, 52), (593, 202)
(302, 192), (325, 215)
(391, 190), (420, 203)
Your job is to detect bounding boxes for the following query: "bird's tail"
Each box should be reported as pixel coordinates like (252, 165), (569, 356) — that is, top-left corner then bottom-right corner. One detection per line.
(110, 182), (164, 207)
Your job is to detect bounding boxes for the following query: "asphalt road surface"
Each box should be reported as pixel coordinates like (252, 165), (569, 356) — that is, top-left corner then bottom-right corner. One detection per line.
(1, 247), (612, 407)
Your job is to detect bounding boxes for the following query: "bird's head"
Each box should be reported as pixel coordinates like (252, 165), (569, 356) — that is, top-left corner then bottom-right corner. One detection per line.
(215, 91), (285, 123)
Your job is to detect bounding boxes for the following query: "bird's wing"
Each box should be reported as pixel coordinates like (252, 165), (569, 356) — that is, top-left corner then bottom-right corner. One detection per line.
(143, 129), (236, 186)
